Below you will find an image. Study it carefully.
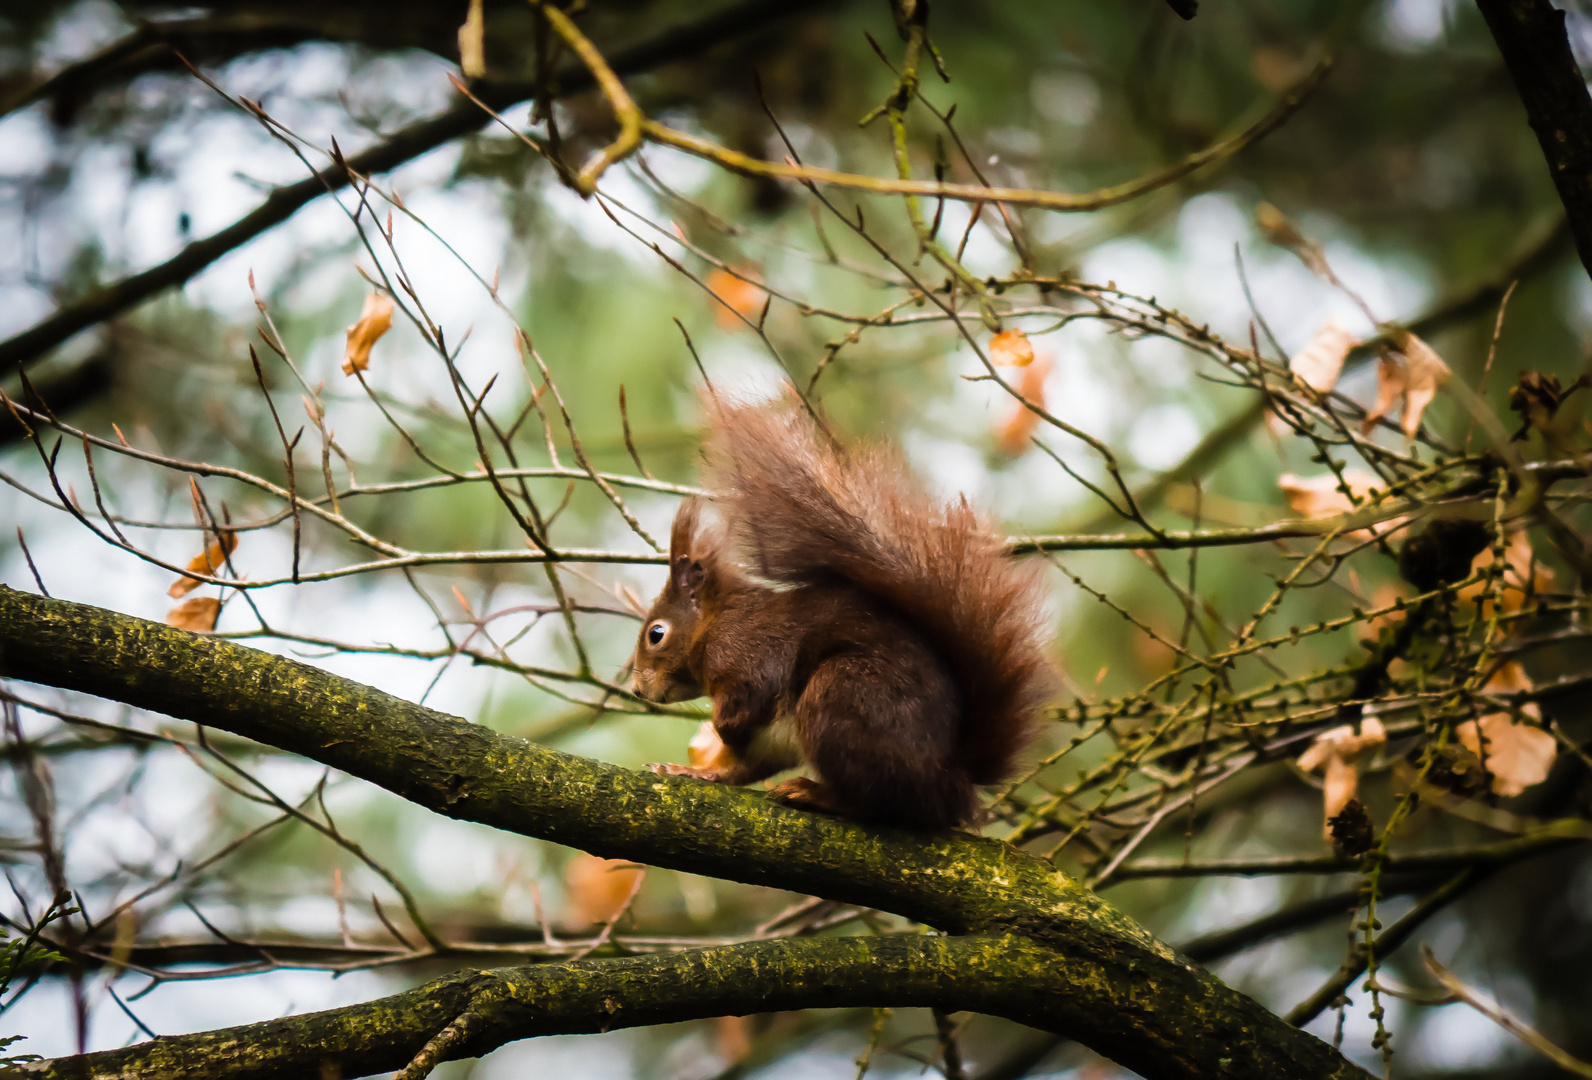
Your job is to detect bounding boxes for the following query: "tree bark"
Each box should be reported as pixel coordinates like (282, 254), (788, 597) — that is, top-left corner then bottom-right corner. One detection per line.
(1475, 0), (1592, 283)
(0, 586), (1371, 1080)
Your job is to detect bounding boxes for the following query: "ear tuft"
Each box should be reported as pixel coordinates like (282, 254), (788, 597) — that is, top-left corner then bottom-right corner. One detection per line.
(670, 497), (702, 562)
(671, 556), (704, 596)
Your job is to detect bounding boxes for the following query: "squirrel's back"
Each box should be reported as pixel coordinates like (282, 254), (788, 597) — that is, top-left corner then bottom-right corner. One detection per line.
(705, 398), (1054, 787)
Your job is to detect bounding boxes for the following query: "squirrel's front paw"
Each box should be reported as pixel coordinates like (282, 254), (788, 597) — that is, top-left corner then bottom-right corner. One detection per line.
(649, 762), (725, 782)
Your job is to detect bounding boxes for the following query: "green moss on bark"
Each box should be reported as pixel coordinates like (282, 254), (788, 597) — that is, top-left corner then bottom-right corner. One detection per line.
(0, 588), (1371, 1080)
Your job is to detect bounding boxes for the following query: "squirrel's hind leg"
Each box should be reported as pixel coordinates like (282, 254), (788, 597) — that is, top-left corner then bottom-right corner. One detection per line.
(792, 655), (977, 830)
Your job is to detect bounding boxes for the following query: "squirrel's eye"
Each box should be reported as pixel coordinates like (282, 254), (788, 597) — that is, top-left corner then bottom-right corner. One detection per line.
(646, 622), (668, 647)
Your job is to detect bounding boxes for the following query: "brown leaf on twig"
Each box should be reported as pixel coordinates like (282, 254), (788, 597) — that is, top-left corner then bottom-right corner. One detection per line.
(1457, 661), (1555, 798)
(714, 1016), (755, 1065)
(166, 596), (221, 632)
(1460, 528), (1553, 615)
(1298, 717), (1385, 840)
(705, 268), (766, 330)
(1276, 468), (1385, 525)
(1269, 317), (1357, 435)
(564, 854), (644, 926)
(989, 328), (1036, 367)
(343, 292), (394, 376)
(168, 531), (239, 598)
(457, 0), (485, 78)
(1290, 317), (1354, 393)
(994, 353), (1053, 456)
(1363, 331), (1449, 438)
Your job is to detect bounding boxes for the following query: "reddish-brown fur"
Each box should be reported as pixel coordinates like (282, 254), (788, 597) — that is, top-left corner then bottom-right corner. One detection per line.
(632, 399), (1053, 829)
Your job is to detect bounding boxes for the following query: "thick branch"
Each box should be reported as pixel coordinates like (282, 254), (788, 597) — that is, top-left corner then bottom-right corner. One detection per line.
(13, 935), (1328, 1080)
(0, 0), (830, 376)
(0, 587), (1369, 1080)
(1475, 0), (1592, 282)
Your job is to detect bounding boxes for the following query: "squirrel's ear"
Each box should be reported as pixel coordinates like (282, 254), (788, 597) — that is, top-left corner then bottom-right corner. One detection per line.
(671, 556), (704, 597)
(670, 497), (702, 562)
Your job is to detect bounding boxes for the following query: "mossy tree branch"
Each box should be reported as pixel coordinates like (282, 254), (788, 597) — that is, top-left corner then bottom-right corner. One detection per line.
(0, 587), (1370, 1080)
(0, 936), (1294, 1080)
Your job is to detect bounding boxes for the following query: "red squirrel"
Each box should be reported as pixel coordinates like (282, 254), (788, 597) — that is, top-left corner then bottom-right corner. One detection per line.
(631, 397), (1054, 830)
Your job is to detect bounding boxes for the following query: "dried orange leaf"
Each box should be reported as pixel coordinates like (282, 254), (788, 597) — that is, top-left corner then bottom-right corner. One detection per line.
(1290, 317), (1355, 394)
(1461, 529), (1553, 615)
(343, 292), (394, 376)
(1269, 318), (1357, 436)
(168, 532), (239, 598)
(989, 328), (1036, 367)
(1457, 662), (1555, 797)
(1363, 351), (1404, 435)
(705, 268), (767, 330)
(1363, 332), (1449, 438)
(1321, 755), (1360, 823)
(457, 0), (485, 78)
(687, 721), (738, 771)
(1298, 717), (1385, 839)
(1276, 469), (1384, 521)
(564, 853), (643, 926)
(714, 1016), (755, 1065)
(1397, 332), (1449, 437)
(166, 596), (221, 632)
(994, 354), (1052, 456)
(1298, 716), (1386, 773)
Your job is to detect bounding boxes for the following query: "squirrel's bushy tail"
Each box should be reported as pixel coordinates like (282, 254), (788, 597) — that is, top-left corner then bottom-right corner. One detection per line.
(705, 397), (1054, 786)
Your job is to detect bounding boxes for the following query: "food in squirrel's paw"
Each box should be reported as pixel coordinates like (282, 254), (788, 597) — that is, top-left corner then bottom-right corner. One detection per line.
(633, 396), (1054, 830)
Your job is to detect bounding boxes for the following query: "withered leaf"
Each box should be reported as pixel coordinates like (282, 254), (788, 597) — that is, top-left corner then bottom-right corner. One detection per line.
(705, 268), (767, 331)
(1299, 717), (1385, 840)
(1363, 331), (1449, 438)
(1460, 528), (1552, 615)
(1290, 317), (1355, 394)
(1269, 318), (1357, 436)
(989, 328), (1036, 367)
(1457, 661), (1556, 797)
(166, 596), (221, 633)
(714, 1016), (755, 1066)
(343, 292), (394, 376)
(457, 0), (485, 78)
(563, 853), (643, 926)
(994, 354), (1053, 456)
(1277, 468), (1385, 524)
(169, 531), (239, 598)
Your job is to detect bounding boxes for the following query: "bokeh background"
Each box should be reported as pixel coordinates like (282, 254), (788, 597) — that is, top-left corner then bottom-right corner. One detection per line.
(3, 1), (1592, 1076)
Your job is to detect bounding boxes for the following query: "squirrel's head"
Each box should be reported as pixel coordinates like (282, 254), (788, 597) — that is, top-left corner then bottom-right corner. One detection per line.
(632, 498), (713, 704)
